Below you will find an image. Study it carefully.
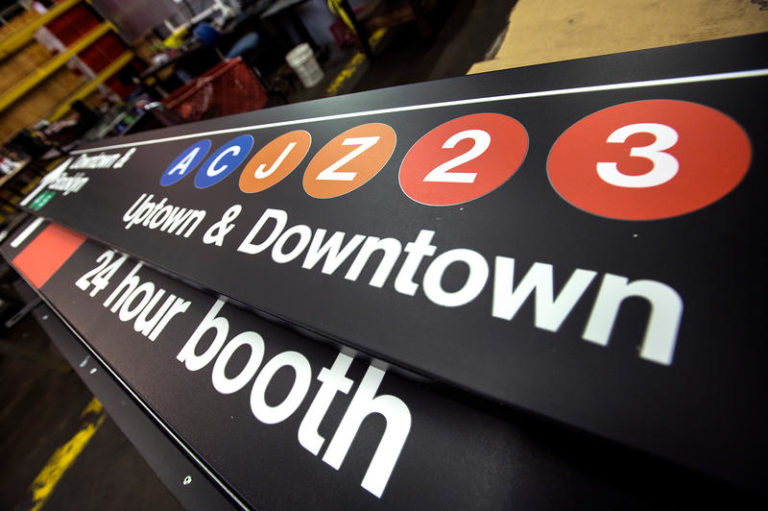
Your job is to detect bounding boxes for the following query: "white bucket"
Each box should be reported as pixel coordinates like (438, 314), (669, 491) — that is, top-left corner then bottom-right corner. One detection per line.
(286, 43), (324, 88)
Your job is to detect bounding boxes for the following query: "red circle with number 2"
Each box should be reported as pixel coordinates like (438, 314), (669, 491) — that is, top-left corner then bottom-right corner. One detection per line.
(547, 100), (751, 220)
(399, 113), (528, 206)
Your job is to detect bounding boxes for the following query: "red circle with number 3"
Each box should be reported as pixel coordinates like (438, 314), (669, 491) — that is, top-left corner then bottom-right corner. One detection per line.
(547, 100), (751, 220)
(399, 113), (528, 206)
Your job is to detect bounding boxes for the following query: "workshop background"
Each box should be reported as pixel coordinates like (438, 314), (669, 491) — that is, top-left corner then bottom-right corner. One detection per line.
(0, 1), (766, 509)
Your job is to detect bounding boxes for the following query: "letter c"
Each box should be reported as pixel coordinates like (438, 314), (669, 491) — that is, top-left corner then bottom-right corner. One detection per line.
(195, 135), (254, 189)
(207, 146), (241, 177)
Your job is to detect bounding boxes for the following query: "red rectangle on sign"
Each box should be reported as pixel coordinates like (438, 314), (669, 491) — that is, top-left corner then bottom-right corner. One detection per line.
(13, 224), (86, 288)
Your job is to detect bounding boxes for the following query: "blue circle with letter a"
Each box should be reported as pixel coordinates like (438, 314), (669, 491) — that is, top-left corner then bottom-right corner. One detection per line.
(195, 135), (254, 189)
(161, 139), (212, 186)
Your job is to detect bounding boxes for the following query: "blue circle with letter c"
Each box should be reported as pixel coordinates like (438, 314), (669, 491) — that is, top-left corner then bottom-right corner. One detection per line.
(195, 135), (254, 189)
(160, 139), (212, 186)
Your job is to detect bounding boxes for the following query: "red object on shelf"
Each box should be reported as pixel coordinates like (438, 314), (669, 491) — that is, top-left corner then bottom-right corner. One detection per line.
(162, 58), (268, 122)
(45, 3), (100, 46)
(77, 33), (125, 72)
(45, 3), (137, 98)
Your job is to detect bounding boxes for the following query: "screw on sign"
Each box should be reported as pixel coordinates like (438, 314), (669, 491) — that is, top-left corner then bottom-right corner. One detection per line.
(547, 100), (751, 220)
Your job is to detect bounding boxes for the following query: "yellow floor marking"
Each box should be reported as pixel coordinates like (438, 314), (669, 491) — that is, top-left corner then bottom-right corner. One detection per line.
(28, 398), (106, 511)
(326, 28), (389, 96)
(79, 397), (103, 418)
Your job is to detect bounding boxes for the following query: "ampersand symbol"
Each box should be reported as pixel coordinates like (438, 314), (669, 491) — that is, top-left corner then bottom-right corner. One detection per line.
(203, 205), (242, 246)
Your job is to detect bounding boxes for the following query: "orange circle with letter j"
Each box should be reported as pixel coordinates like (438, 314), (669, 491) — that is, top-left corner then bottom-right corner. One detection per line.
(239, 130), (312, 193)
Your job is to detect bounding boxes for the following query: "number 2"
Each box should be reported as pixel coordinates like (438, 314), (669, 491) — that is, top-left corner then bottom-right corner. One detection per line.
(423, 129), (490, 183)
(75, 250), (126, 297)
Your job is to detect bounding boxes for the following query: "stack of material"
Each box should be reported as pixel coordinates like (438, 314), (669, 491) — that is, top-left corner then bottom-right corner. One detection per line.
(0, 9), (85, 142)
(0, 64), (84, 143)
(0, 7), (40, 40)
(470, 0), (768, 74)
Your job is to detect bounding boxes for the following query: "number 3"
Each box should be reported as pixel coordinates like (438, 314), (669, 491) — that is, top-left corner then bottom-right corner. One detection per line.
(597, 123), (679, 188)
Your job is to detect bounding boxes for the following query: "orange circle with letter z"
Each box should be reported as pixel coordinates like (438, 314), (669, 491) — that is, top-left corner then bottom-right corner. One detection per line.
(239, 130), (312, 193)
(303, 123), (397, 199)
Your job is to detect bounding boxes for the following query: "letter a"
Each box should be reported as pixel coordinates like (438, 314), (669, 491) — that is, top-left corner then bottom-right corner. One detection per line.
(168, 147), (202, 176)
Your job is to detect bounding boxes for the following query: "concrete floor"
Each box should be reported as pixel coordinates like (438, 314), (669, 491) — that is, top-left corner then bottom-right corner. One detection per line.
(284, 0), (515, 101)
(0, 1), (517, 509)
(0, 305), (183, 510)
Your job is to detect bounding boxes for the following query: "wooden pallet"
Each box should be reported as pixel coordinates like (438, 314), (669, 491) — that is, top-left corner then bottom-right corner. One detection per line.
(470, 0), (768, 74)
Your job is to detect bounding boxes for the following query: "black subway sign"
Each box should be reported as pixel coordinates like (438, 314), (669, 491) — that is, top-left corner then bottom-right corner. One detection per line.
(6, 218), (749, 509)
(22, 35), (768, 490)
